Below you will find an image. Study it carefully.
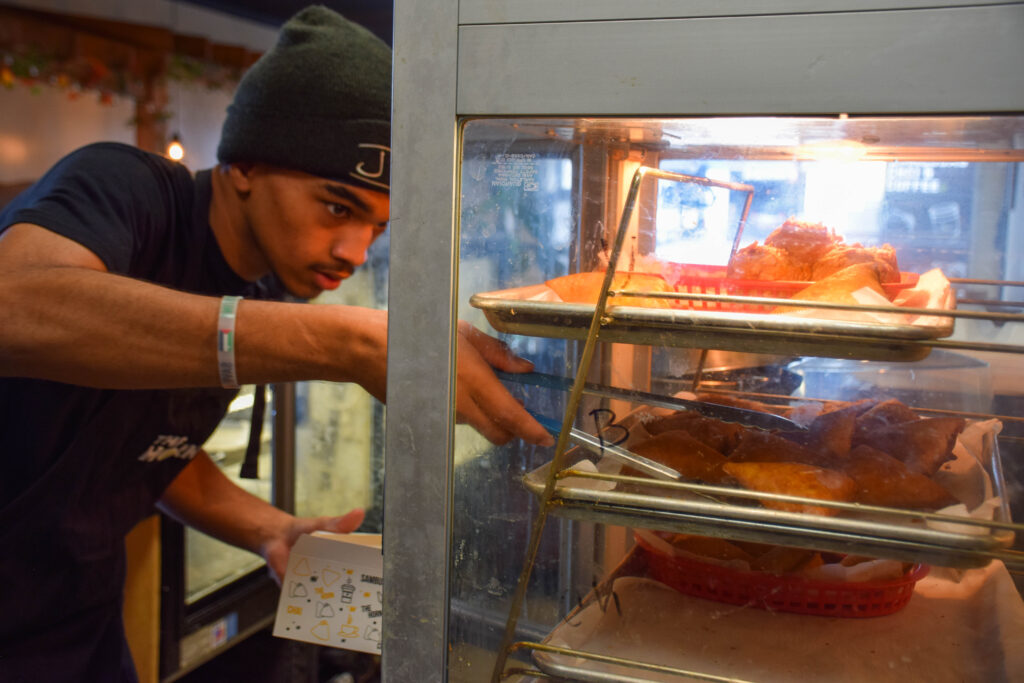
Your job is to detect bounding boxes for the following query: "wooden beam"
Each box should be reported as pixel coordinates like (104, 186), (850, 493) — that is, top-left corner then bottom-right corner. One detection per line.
(0, 5), (261, 74)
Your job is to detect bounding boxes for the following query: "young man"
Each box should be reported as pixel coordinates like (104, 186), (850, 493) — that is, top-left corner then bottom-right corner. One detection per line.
(0, 6), (551, 681)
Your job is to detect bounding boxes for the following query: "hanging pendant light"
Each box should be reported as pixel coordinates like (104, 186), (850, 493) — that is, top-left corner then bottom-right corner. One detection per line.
(166, 132), (185, 161)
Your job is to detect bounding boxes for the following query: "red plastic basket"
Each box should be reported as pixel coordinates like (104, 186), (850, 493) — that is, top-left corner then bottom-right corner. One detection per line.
(635, 532), (929, 618)
(666, 263), (919, 314)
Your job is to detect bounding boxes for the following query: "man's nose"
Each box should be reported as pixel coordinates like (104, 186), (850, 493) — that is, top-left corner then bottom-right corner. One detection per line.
(330, 224), (375, 267)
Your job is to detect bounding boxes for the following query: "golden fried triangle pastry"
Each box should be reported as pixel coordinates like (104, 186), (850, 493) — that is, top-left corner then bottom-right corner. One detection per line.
(695, 392), (791, 416)
(642, 410), (744, 454)
(625, 430), (730, 484)
(856, 417), (966, 476)
(776, 262), (889, 313)
(729, 428), (834, 468)
(839, 445), (957, 509)
(545, 271), (675, 308)
(721, 461), (857, 517)
(805, 407), (857, 460)
(853, 399), (920, 442)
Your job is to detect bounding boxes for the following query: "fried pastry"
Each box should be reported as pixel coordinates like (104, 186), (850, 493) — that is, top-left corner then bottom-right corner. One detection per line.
(643, 411), (744, 454)
(812, 243), (901, 283)
(778, 262), (890, 313)
(625, 430), (731, 484)
(726, 219), (902, 292)
(749, 546), (823, 574)
(727, 242), (806, 280)
(729, 428), (834, 468)
(721, 461), (857, 516)
(695, 392), (791, 416)
(840, 444), (957, 509)
(764, 218), (840, 267)
(853, 398), (920, 441)
(806, 407), (857, 460)
(545, 271), (675, 308)
(856, 417), (966, 475)
(665, 534), (755, 563)
(818, 398), (878, 417)
(643, 410), (702, 434)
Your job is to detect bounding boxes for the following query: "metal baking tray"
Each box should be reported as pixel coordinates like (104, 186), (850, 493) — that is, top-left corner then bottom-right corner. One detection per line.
(522, 434), (1014, 570)
(470, 289), (949, 362)
(527, 560), (1023, 683)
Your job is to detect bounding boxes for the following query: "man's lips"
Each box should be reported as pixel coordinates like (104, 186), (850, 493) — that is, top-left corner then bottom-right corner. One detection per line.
(314, 270), (345, 290)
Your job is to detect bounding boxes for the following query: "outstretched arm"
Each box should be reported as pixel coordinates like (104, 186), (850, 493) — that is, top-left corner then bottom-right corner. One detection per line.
(157, 450), (365, 583)
(0, 224), (553, 446)
(0, 223), (386, 390)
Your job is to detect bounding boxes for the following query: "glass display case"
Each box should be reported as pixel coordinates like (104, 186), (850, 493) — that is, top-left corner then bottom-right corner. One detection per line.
(447, 114), (1024, 682)
(386, 3), (1024, 682)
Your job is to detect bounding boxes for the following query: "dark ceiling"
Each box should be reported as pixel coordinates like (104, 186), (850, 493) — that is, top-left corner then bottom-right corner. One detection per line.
(177, 0), (393, 45)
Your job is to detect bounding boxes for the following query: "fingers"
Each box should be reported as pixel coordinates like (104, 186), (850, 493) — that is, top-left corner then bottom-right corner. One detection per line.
(456, 392), (515, 445)
(455, 322), (554, 446)
(327, 508), (366, 534)
(455, 369), (555, 447)
(458, 321), (534, 373)
(464, 393), (554, 447)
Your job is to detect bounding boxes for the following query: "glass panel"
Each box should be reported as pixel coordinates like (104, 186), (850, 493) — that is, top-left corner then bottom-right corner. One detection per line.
(294, 234), (389, 530)
(186, 385), (273, 603)
(453, 115), (1024, 682)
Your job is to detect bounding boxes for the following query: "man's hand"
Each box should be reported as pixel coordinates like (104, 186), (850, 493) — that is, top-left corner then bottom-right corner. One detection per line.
(348, 314), (554, 447)
(455, 321), (554, 447)
(159, 453), (368, 586)
(259, 508), (366, 585)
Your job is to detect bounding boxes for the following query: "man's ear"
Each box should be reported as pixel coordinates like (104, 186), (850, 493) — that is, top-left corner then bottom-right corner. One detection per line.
(227, 163), (256, 194)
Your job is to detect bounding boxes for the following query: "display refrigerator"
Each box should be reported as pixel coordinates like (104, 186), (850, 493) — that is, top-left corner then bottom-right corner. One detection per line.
(384, 2), (1024, 682)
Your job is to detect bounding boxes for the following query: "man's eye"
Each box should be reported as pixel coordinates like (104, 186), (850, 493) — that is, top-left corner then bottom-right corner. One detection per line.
(327, 203), (351, 218)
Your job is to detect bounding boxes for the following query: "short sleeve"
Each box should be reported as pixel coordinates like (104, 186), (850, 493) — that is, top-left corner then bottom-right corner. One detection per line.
(0, 143), (186, 274)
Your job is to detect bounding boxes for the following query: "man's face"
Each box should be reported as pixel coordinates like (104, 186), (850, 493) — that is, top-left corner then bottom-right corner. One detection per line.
(241, 166), (390, 299)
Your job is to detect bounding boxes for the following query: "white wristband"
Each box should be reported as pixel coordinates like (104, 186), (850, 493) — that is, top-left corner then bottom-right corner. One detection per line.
(217, 295), (242, 389)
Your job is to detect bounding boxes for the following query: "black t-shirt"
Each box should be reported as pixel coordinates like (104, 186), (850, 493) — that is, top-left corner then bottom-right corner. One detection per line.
(0, 143), (282, 682)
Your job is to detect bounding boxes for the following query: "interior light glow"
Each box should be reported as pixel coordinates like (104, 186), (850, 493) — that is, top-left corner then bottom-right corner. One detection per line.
(166, 133), (185, 161)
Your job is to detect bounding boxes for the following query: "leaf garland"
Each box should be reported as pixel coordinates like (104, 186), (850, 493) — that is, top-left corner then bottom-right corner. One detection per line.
(1, 46), (243, 106)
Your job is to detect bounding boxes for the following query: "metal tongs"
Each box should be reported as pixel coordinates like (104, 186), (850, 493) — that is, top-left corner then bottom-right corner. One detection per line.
(500, 369), (804, 482)
(524, 408), (683, 481)
(498, 370), (804, 432)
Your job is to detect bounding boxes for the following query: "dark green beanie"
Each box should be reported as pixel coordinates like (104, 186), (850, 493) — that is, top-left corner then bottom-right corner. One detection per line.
(217, 5), (392, 193)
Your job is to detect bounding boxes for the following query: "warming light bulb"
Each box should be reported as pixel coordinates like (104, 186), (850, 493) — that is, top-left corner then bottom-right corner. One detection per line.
(166, 134), (185, 161)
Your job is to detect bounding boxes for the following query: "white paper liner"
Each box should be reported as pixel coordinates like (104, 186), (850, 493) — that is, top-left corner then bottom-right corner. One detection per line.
(560, 458), (619, 492)
(779, 268), (954, 333)
(535, 568), (1024, 683)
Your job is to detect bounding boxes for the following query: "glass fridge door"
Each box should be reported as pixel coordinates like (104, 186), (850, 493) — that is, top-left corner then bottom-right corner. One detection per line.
(188, 384), (274, 603)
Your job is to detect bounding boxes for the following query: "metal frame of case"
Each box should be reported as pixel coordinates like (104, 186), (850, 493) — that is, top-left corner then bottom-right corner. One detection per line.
(385, 2), (1024, 681)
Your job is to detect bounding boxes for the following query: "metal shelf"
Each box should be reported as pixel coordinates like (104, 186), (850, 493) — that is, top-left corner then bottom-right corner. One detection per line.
(490, 165), (1024, 682)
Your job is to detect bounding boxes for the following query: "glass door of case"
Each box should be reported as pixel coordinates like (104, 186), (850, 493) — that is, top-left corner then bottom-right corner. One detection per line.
(450, 120), (630, 679)
(452, 115), (1024, 683)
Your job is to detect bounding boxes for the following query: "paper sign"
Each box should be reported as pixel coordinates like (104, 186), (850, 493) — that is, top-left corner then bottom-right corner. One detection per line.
(272, 532), (383, 654)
